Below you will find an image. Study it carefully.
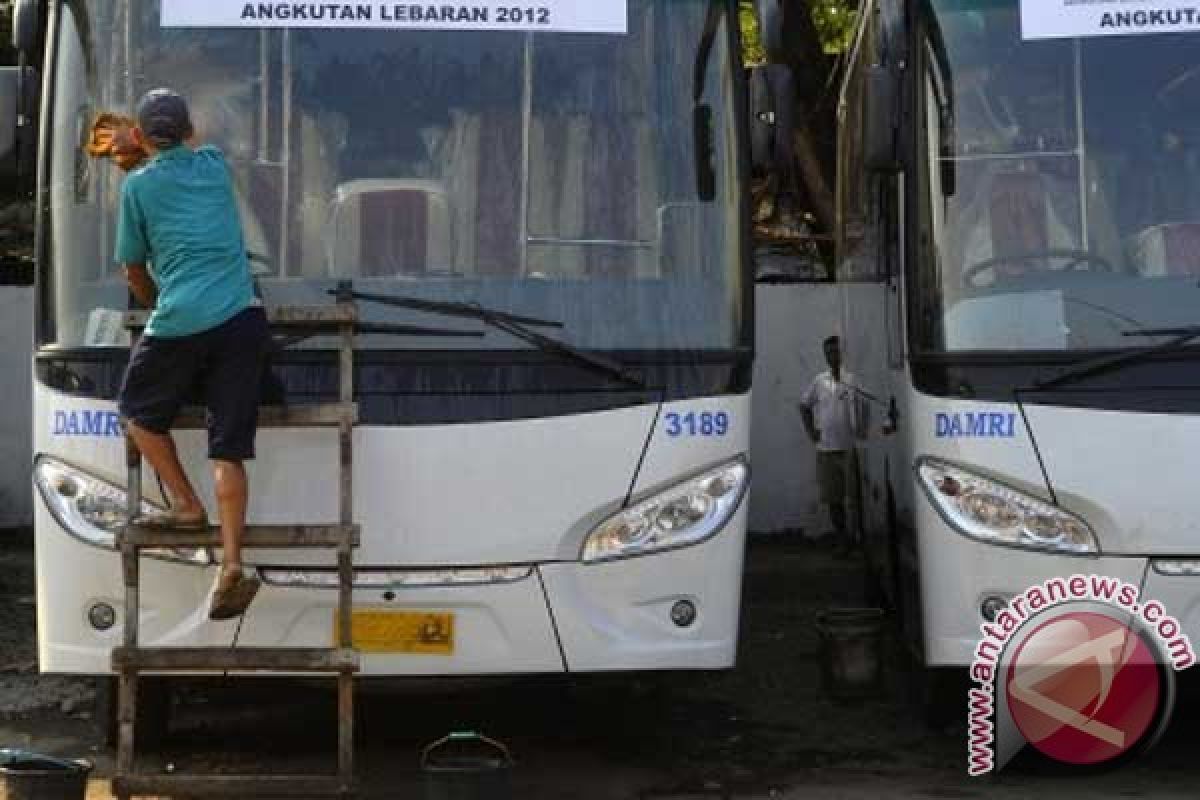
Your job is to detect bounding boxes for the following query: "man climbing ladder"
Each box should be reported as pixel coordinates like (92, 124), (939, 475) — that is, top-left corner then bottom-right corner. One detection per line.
(96, 88), (270, 620)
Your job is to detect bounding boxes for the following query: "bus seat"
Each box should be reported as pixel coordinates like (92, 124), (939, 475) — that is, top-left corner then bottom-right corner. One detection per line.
(233, 164), (279, 273)
(294, 110), (348, 278)
(657, 202), (710, 277)
(957, 168), (1082, 285)
(526, 113), (657, 278)
(1130, 223), (1200, 277)
(326, 179), (450, 277)
(433, 109), (521, 277)
(989, 171), (1049, 258)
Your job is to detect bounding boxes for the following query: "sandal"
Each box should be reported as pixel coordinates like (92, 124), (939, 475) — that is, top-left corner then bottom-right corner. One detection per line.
(129, 509), (209, 531)
(208, 566), (261, 621)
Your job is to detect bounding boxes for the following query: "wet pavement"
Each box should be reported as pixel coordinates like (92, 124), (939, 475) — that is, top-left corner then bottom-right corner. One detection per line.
(3, 532), (1200, 798)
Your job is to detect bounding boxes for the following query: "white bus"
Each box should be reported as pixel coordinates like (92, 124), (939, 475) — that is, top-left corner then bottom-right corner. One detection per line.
(5, 0), (753, 679)
(839, 0), (1200, 682)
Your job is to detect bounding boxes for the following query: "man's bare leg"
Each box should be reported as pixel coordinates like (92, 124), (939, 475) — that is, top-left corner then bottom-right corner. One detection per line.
(125, 421), (205, 515)
(213, 459), (248, 576)
(208, 459), (261, 619)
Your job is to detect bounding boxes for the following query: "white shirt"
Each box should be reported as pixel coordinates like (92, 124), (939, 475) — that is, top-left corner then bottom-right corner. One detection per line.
(800, 370), (862, 453)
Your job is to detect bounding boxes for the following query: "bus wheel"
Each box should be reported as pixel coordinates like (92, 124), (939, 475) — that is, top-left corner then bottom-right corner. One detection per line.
(95, 675), (172, 750)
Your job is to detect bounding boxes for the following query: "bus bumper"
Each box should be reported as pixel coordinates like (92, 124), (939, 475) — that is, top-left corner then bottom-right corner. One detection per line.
(36, 505), (747, 675)
(918, 503), (1147, 666)
(539, 504), (747, 671)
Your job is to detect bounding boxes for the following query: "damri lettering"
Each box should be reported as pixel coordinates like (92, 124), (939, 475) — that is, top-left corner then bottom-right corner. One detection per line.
(380, 5), (490, 22)
(242, 4), (374, 20)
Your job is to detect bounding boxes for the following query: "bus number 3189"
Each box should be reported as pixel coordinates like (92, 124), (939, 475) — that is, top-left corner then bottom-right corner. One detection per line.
(664, 412), (730, 438)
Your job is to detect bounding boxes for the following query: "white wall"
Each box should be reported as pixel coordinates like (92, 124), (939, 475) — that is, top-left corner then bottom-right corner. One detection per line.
(749, 284), (840, 535)
(0, 287), (32, 528)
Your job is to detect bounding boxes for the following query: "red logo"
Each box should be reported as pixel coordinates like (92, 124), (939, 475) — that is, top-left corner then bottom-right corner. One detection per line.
(1005, 611), (1162, 765)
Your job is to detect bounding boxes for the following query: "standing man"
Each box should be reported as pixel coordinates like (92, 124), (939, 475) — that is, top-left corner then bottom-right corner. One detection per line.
(799, 335), (863, 556)
(114, 88), (270, 620)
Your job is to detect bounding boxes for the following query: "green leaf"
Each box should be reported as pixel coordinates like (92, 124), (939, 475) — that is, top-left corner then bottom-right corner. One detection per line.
(739, 1), (767, 67)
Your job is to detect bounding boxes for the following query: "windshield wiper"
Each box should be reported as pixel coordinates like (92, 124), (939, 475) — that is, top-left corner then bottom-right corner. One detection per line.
(330, 285), (644, 388)
(340, 288), (563, 329)
(1122, 325), (1200, 338)
(1035, 326), (1200, 390)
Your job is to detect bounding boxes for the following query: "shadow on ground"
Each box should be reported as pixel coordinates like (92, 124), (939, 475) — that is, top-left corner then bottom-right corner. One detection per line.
(4, 532), (1200, 798)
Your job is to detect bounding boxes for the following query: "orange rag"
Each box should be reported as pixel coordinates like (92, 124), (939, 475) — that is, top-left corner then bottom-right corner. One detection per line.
(85, 112), (149, 172)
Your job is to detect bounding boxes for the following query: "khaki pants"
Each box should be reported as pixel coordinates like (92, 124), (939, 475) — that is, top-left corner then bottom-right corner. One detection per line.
(816, 450), (851, 505)
(816, 449), (861, 543)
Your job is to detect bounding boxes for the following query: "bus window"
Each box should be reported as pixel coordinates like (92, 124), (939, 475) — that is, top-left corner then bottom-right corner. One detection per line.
(286, 31), (524, 279)
(936, 6), (1092, 290)
(45, 0), (744, 353)
(527, 2), (733, 281)
(909, 1), (1200, 354)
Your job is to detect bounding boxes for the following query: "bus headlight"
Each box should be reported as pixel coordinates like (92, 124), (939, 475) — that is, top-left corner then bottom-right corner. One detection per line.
(582, 458), (749, 563)
(33, 456), (212, 567)
(916, 458), (1098, 555)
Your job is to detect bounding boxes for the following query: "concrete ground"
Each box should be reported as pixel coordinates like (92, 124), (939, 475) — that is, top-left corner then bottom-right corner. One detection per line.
(2, 532), (1200, 799)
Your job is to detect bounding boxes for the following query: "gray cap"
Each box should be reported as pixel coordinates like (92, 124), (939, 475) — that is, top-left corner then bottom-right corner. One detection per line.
(135, 88), (193, 147)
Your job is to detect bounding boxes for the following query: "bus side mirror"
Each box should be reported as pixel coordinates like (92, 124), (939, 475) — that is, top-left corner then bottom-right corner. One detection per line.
(755, 0), (786, 63)
(749, 65), (796, 175)
(13, 0), (42, 55)
(0, 68), (18, 182)
(0, 68), (36, 287)
(0, 66), (39, 187)
(693, 104), (717, 202)
(865, 66), (901, 174)
(11, 0), (42, 187)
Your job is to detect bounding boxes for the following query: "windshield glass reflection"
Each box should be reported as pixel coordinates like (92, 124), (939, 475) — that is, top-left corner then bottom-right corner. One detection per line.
(47, 0), (743, 352)
(920, 1), (1200, 353)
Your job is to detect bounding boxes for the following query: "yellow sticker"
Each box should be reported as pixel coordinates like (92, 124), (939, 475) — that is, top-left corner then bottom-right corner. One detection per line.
(336, 610), (455, 655)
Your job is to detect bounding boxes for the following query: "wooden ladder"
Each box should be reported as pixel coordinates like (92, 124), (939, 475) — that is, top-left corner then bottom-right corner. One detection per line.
(113, 300), (361, 799)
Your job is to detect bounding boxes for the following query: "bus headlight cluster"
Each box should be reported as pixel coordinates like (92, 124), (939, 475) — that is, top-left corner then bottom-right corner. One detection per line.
(33, 456), (212, 567)
(916, 458), (1098, 555)
(581, 458), (748, 563)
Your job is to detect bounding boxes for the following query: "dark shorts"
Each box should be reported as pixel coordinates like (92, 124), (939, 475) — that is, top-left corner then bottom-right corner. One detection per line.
(118, 307), (270, 461)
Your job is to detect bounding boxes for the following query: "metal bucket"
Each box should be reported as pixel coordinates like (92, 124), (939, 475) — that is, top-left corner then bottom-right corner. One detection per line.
(0, 750), (92, 800)
(816, 608), (886, 700)
(422, 732), (513, 800)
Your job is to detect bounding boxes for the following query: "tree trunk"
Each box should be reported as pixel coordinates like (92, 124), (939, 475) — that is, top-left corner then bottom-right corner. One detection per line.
(780, 1), (842, 248)
(792, 119), (836, 238)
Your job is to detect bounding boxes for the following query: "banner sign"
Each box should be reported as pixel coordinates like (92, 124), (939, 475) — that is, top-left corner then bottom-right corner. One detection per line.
(1021, 0), (1200, 40)
(162, 1), (628, 33)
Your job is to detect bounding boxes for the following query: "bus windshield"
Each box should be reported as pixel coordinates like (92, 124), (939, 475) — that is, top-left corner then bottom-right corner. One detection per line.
(915, 0), (1200, 353)
(44, 0), (743, 352)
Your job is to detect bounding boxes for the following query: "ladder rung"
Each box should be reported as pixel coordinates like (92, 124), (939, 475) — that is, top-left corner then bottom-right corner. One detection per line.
(114, 773), (351, 797)
(112, 647), (359, 673)
(124, 305), (358, 331)
(172, 403), (357, 429)
(120, 524), (359, 549)
(118, 299), (358, 799)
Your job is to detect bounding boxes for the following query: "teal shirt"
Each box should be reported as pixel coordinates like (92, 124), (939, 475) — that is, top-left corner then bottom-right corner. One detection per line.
(115, 145), (256, 338)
